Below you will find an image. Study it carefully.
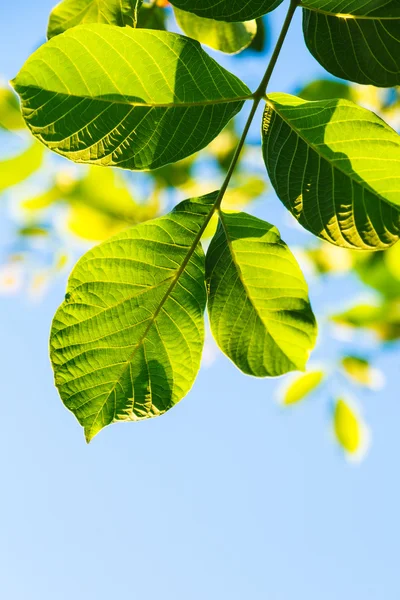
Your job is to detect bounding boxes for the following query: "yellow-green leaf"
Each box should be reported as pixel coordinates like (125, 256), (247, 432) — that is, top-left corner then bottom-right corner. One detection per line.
(341, 355), (382, 388)
(205, 211), (317, 377)
(0, 87), (25, 131)
(47, 0), (143, 38)
(13, 25), (251, 171)
(50, 193), (216, 442)
(333, 398), (365, 456)
(281, 369), (325, 406)
(174, 7), (257, 54)
(0, 142), (43, 194)
(262, 93), (400, 250)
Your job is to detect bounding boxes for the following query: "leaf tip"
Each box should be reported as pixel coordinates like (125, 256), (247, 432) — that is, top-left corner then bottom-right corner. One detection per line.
(84, 425), (99, 444)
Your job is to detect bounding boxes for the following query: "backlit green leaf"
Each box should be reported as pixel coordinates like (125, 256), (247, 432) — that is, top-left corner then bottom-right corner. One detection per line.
(205, 211), (317, 377)
(50, 193), (216, 442)
(262, 93), (400, 250)
(47, 0), (143, 38)
(13, 25), (251, 171)
(281, 369), (325, 405)
(169, 0), (283, 23)
(302, 0), (400, 87)
(174, 7), (257, 54)
(0, 142), (44, 194)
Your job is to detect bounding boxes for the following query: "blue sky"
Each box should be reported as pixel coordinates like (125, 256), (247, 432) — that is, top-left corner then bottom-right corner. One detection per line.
(1, 2), (400, 599)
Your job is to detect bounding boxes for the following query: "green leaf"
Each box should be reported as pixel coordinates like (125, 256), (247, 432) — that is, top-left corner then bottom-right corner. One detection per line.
(306, 244), (353, 275)
(0, 87), (25, 131)
(18, 226), (49, 237)
(302, 0), (400, 87)
(281, 369), (325, 405)
(341, 355), (381, 388)
(169, 0), (283, 23)
(136, 3), (166, 30)
(247, 17), (269, 53)
(353, 249), (400, 301)
(332, 301), (400, 341)
(66, 167), (159, 240)
(174, 7), (257, 54)
(297, 79), (353, 102)
(13, 25), (251, 171)
(333, 398), (365, 456)
(50, 193), (216, 442)
(47, 0), (143, 38)
(262, 93), (400, 250)
(205, 211), (317, 377)
(0, 142), (44, 194)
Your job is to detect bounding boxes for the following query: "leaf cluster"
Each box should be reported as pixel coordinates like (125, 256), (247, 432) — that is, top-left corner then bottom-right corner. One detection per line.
(9, 0), (400, 441)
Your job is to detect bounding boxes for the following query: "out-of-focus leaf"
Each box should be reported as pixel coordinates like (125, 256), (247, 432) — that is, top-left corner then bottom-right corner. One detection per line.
(66, 167), (160, 240)
(297, 79), (352, 102)
(281, 369), (325, 406)
(67, 204), (128, 241)
(18, 226), (48, 237)
(22, 186), (63, 211)
(224, 175), (266, 209)
(207, 121), (239, 171)
(341, 355), (382, 388)
(0, 142), (43, 193)
(22, 166), (160, 241)
(246, 17), (269, 53)
(0, 87), (25, 131)
(354, 249), (400, 301)
(332, 302), (400, 341)
(47, 0), (143, 38)
(306, 244), (353, 275)
(174, 7), (257, 54)
(70, 167), (157, 224)
(153, 156), (195, 189)
(333, 398), (365, 456)
(136, 2), (167, 30)
(54, 252), (69, 271)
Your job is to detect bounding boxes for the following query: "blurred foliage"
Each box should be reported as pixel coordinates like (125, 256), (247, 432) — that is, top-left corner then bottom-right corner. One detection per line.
(0, 142), (43, 193)
(333, 398), (367, 459)
(0, 88), (25, 131)
(341, 355), (382, 389)
(280, 370), (325, 406)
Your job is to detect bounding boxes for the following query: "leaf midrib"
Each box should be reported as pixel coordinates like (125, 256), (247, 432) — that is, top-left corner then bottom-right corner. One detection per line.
(84, 205), (215, 440)
(216, 210), (297, 369)
(266, 99), (400, 213)
(15, 83), (253, 109)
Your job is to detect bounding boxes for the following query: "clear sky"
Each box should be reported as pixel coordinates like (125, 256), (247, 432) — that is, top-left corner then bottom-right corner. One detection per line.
(1, 2), (400, 599)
